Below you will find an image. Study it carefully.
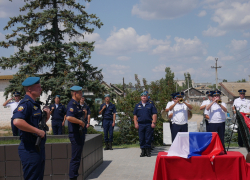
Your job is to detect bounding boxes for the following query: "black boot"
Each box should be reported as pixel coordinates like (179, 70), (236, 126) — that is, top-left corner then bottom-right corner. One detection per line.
(109, 142), (113, 150)
(146, 148), (151, 157)
(151, 143), (154, 150)
(140, 148), (145, 157)
(70, 178), (77, 180)
(104, 142), (109, 150)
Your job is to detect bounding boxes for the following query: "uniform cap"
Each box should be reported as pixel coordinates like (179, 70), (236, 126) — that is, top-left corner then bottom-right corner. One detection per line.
(144, 91), (148, 95)
(70, 86), (82, 91)
(13, 91), (21, 96)
(238, 89), (246, 94)
(55, 95), (60, 98)
(206, 91), (213, 96)
(176, 92), (184, 97)
(141, 92), (147, 96)
(171, 93), (176, 98)
(213, 90), (221, 96)
(148, 96), (151, 99)
(104, 94), (110, 98)
(22, 77), (40, 87)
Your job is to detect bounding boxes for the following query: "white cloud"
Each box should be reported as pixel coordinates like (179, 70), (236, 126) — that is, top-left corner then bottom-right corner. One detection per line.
(205, 56), (215, 61)
(117, 56), (131, 61)
(211, 2), (250, 30)
(131, 0), (199, 20)
(0, 1), (26, 18)
(102, 64), (130, 75)
(202, 26), (226, 37)
(243, 32), (250, 37)
(152, 64), (166, 72)
(227, 39), (248, 52)
(198, 10), (207, 17)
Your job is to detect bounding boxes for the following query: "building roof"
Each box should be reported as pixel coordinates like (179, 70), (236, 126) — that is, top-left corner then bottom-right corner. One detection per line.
(0, 75), (13, 80)
(195, 85), (212, 90)
(183, 87), (205, 95)
(101, 81), (124, 96)
(219, 82), (250, 97)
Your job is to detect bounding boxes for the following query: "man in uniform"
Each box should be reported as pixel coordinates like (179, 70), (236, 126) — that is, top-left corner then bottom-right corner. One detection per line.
(3, 91), (22, 136)
(168, 92), (193, 142)
(133, 92), (157, 157)
(205, 90), (227, 146)
(165, 93), (177, 129)
(12, 77), (50, 180)
(66, 86), (86, 180)
(99, 94), (116, 150)
(50, 95), (67, 135)
(232, 89), (250, 147)
(80, 94), (91, 130)
(200, 91), (213, 132)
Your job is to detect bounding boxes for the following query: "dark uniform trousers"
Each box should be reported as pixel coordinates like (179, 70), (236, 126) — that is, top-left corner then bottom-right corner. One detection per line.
(138, 122), (153, 148)
(18, 142), (45, 180)
(52, 121), (63, 135)
(171, 123), (188, 142)
(69, 131), (86, 178)
(103, 119), (114, 142)
(209, 122), (225, 145)
(205, 119), (209, 132)
(11, 118), (19, 136)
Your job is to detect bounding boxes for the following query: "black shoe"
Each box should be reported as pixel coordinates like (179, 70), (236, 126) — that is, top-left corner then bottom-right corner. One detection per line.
(104, 142), (109, 150)
(140, 148), (145, 157)
(109, 142), (113, 150)
(70, 178), (77, 180)
(151, 143), (155, 150)
(146, 148), (151, 157)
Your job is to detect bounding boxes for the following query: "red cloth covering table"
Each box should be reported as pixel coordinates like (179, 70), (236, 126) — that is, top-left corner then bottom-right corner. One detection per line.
(153, 151), (250, 180)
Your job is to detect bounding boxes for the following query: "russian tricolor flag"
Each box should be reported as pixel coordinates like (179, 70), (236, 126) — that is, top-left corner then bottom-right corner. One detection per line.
(167, 132), (224, 162)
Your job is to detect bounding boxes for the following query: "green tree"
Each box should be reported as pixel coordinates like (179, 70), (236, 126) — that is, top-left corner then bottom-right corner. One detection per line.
(237, 79), (246, 82)
(223, 79), (227, 82)
(183, 72), (192, 89)
(0, 0), (104, 104)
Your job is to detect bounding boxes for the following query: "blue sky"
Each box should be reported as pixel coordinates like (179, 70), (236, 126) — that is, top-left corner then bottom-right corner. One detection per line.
(0, 0), (250, 85)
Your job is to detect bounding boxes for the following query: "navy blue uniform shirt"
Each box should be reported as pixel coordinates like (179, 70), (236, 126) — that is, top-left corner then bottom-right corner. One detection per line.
(50, 103), (66, 122)
(80, 103), (91, 121)
(133, 101), (157, 123)
(12, 94), (46, 148)
(66, 99), (84, 133)
(99, 103), (116, 120)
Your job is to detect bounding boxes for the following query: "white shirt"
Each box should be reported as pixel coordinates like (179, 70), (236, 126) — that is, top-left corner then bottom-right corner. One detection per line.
(172, 103), (190, 125)
(55, 104), (59, 108)
(6, 101), (20, 116)
(201, 99), (211, 107)
(166, 101), (174, 121)
(204, 102), (227, 123)
(233, 98), (250, 113)
(246, 103), (250, 113)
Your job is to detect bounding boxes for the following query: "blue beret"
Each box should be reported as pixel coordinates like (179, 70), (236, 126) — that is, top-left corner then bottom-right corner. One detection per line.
(144, 91), (148, 95)
(13, 91), (21, 96)
(148, 96), (151, 99)
(104, 94), (110, 98)
(70, 86), (82, 91)
(141, 92), (147, 96)
(213, 90), (221, 96)
(238, 89), (246, 93)
(22, 77), (40, 87)
(206, 91), (213, 96)
(176, 92), (184, 97)
(55, 95), (60, 98)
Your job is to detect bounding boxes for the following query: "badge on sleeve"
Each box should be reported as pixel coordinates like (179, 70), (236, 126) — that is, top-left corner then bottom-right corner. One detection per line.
(70, 108), (74, 112)
(18, 106), (24, 111)
(33, 106), (38, 110)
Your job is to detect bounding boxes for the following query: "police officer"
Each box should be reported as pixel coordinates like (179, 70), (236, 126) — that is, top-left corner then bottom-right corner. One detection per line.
(12, 77), (50, 180)
(50, 95), (67, 135)
(200, 91), (213, 132)
(232, 89), (250, 147)
(133, 92), (157, 157)
(168, 92), (193, 142)
(66, 86), (86, 180)
(99, 94), (116, 150)
(205, 90), (227, 145)
(80, 94), (91, 130)
(3, 91), (22, 136)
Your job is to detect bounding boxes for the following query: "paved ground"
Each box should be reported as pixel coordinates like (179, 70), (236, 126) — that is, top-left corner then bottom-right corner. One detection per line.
(86, 146), (248, 180)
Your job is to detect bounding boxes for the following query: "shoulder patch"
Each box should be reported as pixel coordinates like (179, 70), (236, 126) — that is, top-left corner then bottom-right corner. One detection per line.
(18, 106), (24, 111)
(70, 108), (74, 112)
(33, 106), (38, 110)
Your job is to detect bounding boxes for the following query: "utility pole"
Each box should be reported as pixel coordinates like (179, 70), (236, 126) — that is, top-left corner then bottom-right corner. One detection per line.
(176, 78), (178, 92)
(123, 77), (125, 97)
(211, 58), (222, 89)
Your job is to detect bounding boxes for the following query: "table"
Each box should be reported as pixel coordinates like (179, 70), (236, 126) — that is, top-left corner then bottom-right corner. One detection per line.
(153, 151), (250, 180)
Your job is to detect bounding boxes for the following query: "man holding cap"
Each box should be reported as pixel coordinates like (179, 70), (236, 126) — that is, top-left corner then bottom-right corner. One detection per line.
(99, 94), (116, 150)
(66, 85), (86, 180)
(3, 91), (22, 136)
(205, 90), (227, 146)
(12, 77), (50, 180)
(168, 92), (193, 142)
(232, 89), (250, 147)
(200, 91), (213, 132)
(133, 92), (157, 157)
(50, 95), (67, 135)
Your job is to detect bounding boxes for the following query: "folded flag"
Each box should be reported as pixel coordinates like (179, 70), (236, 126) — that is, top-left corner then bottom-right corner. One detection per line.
(240, 112), (250, 132)
(167, 132), (224, 162)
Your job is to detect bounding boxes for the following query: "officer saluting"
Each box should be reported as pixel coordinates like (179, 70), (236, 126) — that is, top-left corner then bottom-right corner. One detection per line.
(133, 92), (157, 157)
(232, 89), (250, 147)
(12, 77), (50, 180)
(50, 95), (67, 135)
(99, 94), (116, 150)
(66, 86), (86, 180)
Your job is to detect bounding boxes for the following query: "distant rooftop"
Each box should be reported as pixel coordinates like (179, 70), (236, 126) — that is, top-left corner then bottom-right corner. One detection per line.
(220, 82), (250, 97)
(0, 75), (13, 80)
